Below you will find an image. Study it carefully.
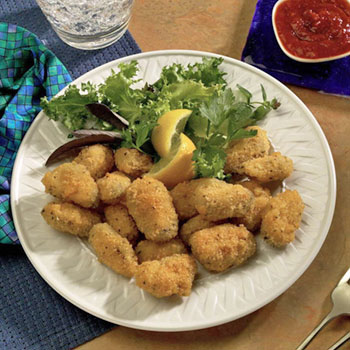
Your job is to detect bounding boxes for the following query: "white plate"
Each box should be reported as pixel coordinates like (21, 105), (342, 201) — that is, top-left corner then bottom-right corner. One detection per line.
(11, 50), (336, 332)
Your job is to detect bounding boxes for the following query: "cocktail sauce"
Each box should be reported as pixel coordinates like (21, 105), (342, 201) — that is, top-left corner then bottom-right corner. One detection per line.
(274, 0), (350, 59)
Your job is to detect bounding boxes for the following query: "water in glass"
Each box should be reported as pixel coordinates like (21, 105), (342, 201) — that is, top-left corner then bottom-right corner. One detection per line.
(36, 0), (134, 50)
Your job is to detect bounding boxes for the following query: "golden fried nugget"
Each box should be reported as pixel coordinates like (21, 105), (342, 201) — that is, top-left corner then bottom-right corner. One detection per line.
(170, 179), (206, 220)
(224, 126), (270, 174)
(236, 181), (271, 231)
(118, 195), (127, 207)
(115, 147), (153, 178)
(260, 190), (304, 247)
(135, 238), (187, 263)
(179, 215), (216, 245)
(193, 178), (254, 221)
(41, 162), (99, 208)
(135, 254), (197, 298)
(240, 179), (271, 197)
(126, 177), (178, 242)
(189, 223), (256, 272)
(242, 152), (293, 183)
(104, 204), (139, 245)
(73, 144), (114, 180)
(89, 223), (138, 278)
(97, 171), (131, 205)
(41, 202), (101, 237)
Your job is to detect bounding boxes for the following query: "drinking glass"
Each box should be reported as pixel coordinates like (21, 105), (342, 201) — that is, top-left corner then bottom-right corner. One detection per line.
(35, 0), (134, 50)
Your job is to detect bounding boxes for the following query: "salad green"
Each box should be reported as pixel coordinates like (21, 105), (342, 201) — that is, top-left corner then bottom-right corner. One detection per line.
(40, 57), (280, 179)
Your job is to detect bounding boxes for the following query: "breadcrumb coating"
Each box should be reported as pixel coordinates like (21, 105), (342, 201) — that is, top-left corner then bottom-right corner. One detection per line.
(189, 223), (256, 272)
(261, 190), (304, 247)
(179, 215), (216, 245)
(236, 180), (271, 231)
(193, 178), (254, 221)
(89, 223), (138, 278)
(240, 179), (271, 198)
(126, 178), (178, 242)
(41, 202), (101, 237)
(224, 126), (270, 174)
(115, 147), (153, 178)
(73, 144), (114, 180)
(97, 171), (131, 205)
(104, 204), (139, 245)
(135, 238), (187, 263)
(170, 179), (205, 220)
(135, 254), (197, 298)
(242, 152), (293, 183)
(41, 162), (99, 208)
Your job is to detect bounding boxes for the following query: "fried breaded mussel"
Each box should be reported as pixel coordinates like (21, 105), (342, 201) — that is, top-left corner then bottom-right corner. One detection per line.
(97, 171), (131, 205)
(193, 178), (254, 221)
(236, 180), (271, 231)
(224, 126), (270, 174)
(89, 223), (138, 278)
(41, 202), (101, 237)
(242, 152), (293, 183)
(135, 254), (197, 298)
(179, 215), (216, 245)
(261, 190), (304, 247)
(104, 204), (139, 245)
(189, 223), (256, 272)
(170, 179), (207, 220)
(115, 147), (153, 178)
(41, 162), (99, 208)
(73, 144), (114, 180)
(135, 238), (187, 263)
(126, 177), (178, 242)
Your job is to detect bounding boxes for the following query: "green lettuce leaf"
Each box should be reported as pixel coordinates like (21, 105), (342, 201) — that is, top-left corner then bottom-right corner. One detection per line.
(98, 61), (143, 122)
(153, 57), (226, 90)
(40, 83), (102, 131)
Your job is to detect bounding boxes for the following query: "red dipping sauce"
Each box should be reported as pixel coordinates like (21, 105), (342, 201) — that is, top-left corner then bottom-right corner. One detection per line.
(273, 0), (350, 60)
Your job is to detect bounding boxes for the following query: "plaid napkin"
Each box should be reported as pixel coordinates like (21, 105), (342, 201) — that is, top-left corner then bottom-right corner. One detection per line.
(0, 22), (72, 244)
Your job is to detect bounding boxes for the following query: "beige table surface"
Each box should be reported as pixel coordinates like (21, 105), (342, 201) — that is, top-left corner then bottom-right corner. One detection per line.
(77, 1), (350, 349)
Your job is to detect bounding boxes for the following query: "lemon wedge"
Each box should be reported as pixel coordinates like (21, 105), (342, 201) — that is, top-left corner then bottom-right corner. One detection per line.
(151, 109), (192, 158)
(146, 133), (196, 188)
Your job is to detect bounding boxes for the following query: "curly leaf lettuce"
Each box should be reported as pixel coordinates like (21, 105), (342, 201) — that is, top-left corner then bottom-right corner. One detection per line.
(40, 58), (280, 179)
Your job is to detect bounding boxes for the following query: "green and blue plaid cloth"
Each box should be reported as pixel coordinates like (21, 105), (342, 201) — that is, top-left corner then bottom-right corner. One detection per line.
(0, 22), (72, 244)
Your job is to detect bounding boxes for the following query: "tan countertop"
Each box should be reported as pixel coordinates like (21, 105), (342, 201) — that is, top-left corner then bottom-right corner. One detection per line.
(77, 1), (350, 349)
